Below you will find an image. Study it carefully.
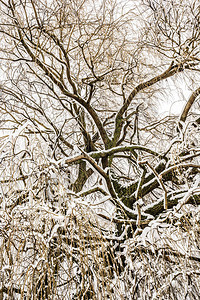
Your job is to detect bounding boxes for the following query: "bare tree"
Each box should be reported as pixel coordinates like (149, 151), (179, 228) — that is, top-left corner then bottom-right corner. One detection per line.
(0, 0), (200, 298)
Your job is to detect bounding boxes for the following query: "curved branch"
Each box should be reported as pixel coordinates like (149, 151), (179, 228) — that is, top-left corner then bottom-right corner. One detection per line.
(180, 86), (200, 123)
(112, 61), (192, 145)
(89, 145), (161, 159)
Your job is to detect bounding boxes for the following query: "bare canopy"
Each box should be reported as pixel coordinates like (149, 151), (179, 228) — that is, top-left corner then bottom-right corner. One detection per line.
(0, 0), (200, 298)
